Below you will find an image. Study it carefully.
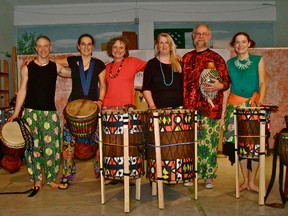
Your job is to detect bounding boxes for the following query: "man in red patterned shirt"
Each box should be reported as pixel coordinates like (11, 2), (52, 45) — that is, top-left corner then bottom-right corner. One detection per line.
(183, 23), (230, 189)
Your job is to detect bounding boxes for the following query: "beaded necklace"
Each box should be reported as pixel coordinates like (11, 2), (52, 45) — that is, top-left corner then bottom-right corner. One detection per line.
(159, 56), (174, 86)
(234, 57), (252, 70)
(109, 58), (125, 78)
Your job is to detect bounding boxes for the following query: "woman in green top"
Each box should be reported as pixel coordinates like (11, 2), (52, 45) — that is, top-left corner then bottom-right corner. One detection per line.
(223, 32), (266, 192)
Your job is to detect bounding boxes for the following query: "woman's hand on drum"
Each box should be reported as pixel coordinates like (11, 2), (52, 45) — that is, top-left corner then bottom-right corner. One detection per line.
(7, 115), (17, 122)
(95, 100), (103, 108)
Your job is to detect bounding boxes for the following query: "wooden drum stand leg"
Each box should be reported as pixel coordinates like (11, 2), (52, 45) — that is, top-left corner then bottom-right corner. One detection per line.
(258, 110), (266, 205)
(234, 109), (240, 199)
(153, 112), (164, 209)
(194, 110), (198, 200)
(98, 113), (106, 204)
(123, 113), (130, 213)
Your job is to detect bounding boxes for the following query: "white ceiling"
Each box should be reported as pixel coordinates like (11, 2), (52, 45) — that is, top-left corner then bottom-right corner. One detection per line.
(4, 0), (273, 7)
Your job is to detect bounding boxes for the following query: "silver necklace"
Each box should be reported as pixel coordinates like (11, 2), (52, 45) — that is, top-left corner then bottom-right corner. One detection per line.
(234, 58), (252, 70)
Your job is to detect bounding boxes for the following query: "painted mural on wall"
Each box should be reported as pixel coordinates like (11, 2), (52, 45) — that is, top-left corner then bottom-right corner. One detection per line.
(16, 23), (138, 54)
(16, 21), (274, 54)
(155, 21), (275, 49)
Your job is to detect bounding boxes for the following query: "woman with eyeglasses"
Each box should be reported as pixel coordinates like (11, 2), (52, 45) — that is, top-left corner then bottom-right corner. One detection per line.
(182, 23), (230, 189)
(54, 33), (106, 189)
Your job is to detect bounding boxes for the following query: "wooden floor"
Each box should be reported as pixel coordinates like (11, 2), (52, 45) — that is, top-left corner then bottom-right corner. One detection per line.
(0, 154), (287, 216)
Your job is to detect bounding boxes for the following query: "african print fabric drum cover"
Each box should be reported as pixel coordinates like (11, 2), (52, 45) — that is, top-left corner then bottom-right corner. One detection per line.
(235, 107), (267, 158)
(146, 109), (195, 183)
(100, 109), (145, 179)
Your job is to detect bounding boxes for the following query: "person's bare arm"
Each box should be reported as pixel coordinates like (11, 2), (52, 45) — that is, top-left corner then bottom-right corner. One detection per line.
(56, 63), (71, 78)
(143, 90), (156, 109)
(8, 66), (28, 121)
(258, 57), (266, 104)
(97, 68), (106, 107)
(51, 56), (69, 67)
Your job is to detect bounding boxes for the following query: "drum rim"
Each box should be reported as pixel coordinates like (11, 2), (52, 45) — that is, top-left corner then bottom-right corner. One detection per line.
(0, 122), (29, 147)
(101, 109), (145, 114)
(0, 139), (25, 149)
(146, 108), (194, 114)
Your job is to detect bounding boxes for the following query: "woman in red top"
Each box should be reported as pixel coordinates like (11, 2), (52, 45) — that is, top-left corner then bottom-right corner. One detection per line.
(103, 36), (146, 108)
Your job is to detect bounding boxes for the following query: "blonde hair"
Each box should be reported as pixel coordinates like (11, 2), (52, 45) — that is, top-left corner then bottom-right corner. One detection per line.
(154, 33), (182, 73)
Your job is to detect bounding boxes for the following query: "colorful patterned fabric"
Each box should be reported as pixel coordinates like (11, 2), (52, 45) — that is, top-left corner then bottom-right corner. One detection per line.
(61, 120), (97, 183)
(197, 115), (220, 180)
(146, 109), (195, 183)
(100, 110), (145, 179)
(23, 108), (61, 183)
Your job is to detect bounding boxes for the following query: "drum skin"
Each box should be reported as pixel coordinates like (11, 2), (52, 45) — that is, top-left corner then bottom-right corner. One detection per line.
(64, 99), (98, 138)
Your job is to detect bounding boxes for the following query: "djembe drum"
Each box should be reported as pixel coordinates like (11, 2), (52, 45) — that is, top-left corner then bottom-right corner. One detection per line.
(98, 109), (145, 212)
(63, 99), (98, 138)
(0, 121), (30, 173)
(234, 107), (267, 205)
(100, 109), (145, 180)
(235, 108), (267, 158)
(146, 109), (196, 184)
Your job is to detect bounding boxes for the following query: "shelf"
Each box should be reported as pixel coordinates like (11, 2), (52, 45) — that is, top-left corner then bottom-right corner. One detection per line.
(0, 90), (9, 93)
(0, 72), (8, 76)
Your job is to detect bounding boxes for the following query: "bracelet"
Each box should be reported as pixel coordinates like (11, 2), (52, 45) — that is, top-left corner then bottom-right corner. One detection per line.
(98, 99), (103, 103)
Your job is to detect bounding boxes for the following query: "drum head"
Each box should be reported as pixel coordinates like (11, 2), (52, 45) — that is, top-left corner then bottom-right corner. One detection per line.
(1, 122), (29, 148)
(65, 99), (98, 118)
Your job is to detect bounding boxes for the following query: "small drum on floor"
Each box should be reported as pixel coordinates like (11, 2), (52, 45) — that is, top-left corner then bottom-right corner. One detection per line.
(64, 99), (98, 139)
(100, 109), (145, 180)
(234, 107), (267, 159)
(0, 121), (30, 173)
(146, 109), (196, 184)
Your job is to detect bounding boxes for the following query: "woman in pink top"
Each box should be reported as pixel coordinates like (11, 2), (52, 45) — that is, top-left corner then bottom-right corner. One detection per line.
(103, 36), (146, 107)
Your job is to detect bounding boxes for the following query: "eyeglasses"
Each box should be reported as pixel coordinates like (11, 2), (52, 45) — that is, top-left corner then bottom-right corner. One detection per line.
(193, 32), (210, 37)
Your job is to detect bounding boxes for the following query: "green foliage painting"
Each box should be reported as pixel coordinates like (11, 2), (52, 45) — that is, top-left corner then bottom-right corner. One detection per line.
(17, 32), (41, 55)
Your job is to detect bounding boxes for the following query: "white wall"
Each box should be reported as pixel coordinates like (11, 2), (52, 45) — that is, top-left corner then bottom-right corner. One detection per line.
(13, 1), (276, 49)
(0, 1), (15, 99)
(275, 0), (288, 46)
(0, 1), (14, 55)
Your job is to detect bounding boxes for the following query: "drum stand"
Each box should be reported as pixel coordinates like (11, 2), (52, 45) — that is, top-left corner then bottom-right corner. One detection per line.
(234, 108), (266, 205)
(265, 129), (288, 208)
(98, 113), (141, 213)
(151, 111), (198, 210)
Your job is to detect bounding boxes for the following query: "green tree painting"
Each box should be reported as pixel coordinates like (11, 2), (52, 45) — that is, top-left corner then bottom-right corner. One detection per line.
(17, 32), (40, 55)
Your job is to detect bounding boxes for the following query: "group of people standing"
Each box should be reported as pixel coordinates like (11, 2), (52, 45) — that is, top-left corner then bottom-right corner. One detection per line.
(8, 23), (266, 193)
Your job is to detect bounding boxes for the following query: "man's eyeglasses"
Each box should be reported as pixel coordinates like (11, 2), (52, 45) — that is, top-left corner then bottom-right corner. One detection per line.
(193, 32), (210, 37)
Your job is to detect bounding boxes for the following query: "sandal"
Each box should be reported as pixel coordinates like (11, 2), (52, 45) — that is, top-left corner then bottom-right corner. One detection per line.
(58, 182), (70, 190)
